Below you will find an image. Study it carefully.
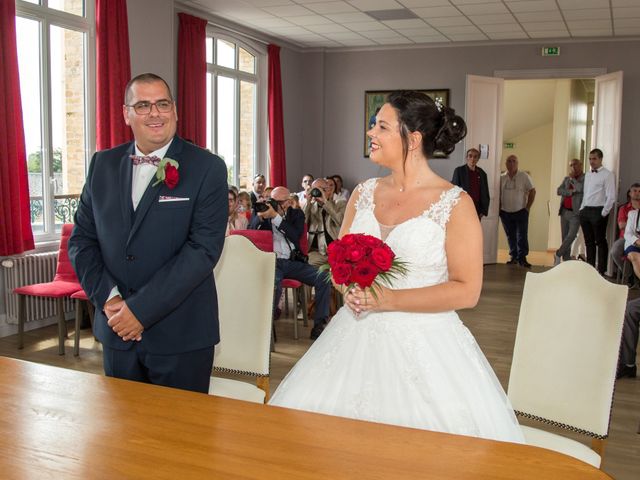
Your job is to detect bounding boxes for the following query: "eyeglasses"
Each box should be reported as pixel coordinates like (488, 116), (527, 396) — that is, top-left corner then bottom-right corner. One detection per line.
(126, 100), (174, 115)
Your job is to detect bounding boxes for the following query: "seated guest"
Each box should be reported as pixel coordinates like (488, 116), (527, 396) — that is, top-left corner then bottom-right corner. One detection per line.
(611, 184), (640, 277)
(250, 174), (266, 208)
(289, 193), (301, 209)
(297, 174), (314, 209)
(618, 297), (639, 379)
(332, 174), (350, 201)
(304, 178), (346, 267)
(226, 189), (248, 236)
(237, 191), (252, 220)
(250, 186), (331, 340)
(623, 207), (640, 279)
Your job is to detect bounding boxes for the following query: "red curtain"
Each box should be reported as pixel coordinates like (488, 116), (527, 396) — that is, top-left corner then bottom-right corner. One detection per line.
(0, 0), (35, 255)
(96, 0), (132, 150)
(267, 44), (287, 187)
(177, 13), (207, 147)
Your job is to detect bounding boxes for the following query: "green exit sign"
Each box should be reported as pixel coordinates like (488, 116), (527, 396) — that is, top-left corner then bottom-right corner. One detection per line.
(504, 142), (515, 149)
(542, 46), (560, 56)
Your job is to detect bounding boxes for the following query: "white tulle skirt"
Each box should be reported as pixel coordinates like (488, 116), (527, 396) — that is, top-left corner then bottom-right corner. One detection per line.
(269, 306), (525, 444)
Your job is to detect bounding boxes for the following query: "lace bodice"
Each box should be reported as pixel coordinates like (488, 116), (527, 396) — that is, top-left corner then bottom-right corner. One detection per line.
(350, 178), (462, 289)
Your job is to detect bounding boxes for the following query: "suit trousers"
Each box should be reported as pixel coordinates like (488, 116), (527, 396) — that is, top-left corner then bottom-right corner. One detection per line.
(620, 297), (640, 367)
(579, 206), (609, 274)
(499, 209), (529, 261)
(556, 208), (581, 260)
(103, 344), (214, 393)
(275, 258), (330, 327)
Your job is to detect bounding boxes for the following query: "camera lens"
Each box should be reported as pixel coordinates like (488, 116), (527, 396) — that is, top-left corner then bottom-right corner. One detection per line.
(254, 202), (269, 213)
(310, 188), (322, 197)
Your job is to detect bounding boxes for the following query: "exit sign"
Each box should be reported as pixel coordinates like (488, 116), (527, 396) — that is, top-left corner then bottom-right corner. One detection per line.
(542, 46), (560, 56)
(504, 142), (515, 149)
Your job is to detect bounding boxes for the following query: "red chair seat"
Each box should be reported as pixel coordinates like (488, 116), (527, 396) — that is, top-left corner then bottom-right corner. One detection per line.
(70, 290), (89, 301)
(281, 279), (302, 288)
(14, 281), (82, 298)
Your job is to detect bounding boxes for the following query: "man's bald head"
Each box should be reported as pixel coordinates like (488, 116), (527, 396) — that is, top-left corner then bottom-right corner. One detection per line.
(271, 186), (290, 202)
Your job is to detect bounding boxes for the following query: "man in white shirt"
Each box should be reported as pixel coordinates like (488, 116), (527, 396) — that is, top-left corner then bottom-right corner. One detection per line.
(579, 148), (617, 275)
(499, 155), (536, 268)
(297, 174), (314, 209)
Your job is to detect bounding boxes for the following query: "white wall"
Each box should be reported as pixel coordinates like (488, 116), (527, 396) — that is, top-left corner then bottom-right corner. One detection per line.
(127, 0), (176, 94)
(281, 40), (640, 199)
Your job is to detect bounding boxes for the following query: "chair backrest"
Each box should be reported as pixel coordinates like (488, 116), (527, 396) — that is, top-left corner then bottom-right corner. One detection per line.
(53, 224), (80, 283)
(507, 261), (627, 437)
(230, 229), (273, 252)
(213, 235), (276, 376)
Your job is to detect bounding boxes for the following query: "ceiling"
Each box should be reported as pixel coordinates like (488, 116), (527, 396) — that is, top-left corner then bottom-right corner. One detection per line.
(182, 0), (640, 49)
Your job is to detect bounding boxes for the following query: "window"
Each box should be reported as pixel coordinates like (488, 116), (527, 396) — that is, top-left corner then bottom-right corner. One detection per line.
(15, 0), (94, 241)
(205, 33), (262, 190)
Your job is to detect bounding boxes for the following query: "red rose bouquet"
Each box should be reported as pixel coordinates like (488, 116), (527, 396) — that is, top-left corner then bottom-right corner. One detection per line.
(321, 233), (408, 295)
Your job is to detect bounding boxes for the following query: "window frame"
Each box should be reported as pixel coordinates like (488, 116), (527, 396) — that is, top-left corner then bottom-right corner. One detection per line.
(205, 27), (267, 189)
(15, 0), (96, 244)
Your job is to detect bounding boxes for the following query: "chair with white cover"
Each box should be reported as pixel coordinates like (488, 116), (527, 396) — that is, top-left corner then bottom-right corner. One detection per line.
(208, 235), (276, 403)
(507, 260), (627, 469)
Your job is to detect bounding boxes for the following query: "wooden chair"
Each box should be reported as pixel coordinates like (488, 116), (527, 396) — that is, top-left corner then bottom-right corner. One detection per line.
(71, 290), (94, 357)
(507, 261), (627, 469)
(208, 235), (276, 403)
(13, 224), (83, 355)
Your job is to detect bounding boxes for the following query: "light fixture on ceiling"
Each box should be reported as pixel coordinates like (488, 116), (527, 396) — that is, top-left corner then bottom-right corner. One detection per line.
(364, 9), (419, 21)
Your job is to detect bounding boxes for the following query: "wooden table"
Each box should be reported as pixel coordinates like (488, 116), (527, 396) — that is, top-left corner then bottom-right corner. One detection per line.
(0, 357), (611, 479)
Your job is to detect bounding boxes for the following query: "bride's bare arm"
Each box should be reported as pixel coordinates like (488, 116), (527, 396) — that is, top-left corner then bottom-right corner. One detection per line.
(347, 192), (483, 313)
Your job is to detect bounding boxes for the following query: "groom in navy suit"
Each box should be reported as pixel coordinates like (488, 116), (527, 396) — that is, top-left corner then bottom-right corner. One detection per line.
(69, 73), (228, 393)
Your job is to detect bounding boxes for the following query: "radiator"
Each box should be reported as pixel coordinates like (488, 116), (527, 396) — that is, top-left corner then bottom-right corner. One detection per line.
(1, 252), (74, 324)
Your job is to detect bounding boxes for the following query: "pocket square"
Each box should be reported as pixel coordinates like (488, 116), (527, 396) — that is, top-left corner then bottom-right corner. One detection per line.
(159, 196), (190, 202)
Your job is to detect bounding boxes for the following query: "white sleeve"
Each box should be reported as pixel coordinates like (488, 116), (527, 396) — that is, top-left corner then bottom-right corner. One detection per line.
(624, 210), (639, 249)
(602, 171), (617, 217)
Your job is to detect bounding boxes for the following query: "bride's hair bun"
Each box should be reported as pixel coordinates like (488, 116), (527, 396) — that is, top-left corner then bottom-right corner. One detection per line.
(387, 90), (467, 158)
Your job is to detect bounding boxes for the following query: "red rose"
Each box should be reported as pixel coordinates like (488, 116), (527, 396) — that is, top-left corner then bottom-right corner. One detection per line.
(164, 164), (179, 189)
(371, 246), (394, 271)
(327, 242), (347, 264)
(340, 234), (358, 246)
(358, 234), (383, 248)
(351, 260), (380, 288)
(331, 262), (352, 285)
(345, 244), (367, 263)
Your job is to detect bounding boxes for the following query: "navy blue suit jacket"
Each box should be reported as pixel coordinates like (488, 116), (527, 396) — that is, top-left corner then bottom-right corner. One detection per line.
(69, 136), (228, 355)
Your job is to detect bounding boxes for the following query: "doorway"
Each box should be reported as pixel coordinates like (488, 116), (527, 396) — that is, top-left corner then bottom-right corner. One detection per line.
(497, 78), (595, 266)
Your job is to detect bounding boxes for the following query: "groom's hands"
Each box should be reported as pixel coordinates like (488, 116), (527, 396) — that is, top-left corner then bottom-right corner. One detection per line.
(106, 300), (144, 341)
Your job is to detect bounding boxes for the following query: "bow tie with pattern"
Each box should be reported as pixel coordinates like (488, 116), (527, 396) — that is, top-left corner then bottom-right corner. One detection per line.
(131, 154), (161, 166)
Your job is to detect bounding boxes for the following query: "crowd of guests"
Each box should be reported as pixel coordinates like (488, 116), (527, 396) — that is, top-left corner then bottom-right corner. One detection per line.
(226, 173), (348, 340)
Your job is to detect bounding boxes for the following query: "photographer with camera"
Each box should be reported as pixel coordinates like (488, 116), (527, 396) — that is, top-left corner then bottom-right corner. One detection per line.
(304, 178), (346, 267)
(250, 186), (331, 340)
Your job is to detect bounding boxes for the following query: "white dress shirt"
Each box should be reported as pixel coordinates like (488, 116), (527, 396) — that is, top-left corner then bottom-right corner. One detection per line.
(271, 214), (293, 260)
(624, 209), (640, 250)
(500, 171), (534, 212)
(580, 166), (616, 217)
(131, 140), (173, 210)
(107, 139), (174, 302)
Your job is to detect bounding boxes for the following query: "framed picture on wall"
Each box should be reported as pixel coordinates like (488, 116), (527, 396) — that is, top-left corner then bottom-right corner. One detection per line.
(364, 89), (450, 157)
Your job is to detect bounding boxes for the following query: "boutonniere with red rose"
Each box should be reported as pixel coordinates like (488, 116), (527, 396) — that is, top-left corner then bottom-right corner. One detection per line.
(320, 233), (408, 297)
(152, 157), (179, 189)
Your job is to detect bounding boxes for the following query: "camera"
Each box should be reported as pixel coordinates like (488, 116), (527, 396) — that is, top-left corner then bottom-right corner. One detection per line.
(254, 199), (279, 213)
(289, 249), (309, 263)
(310, 188), (323, 198)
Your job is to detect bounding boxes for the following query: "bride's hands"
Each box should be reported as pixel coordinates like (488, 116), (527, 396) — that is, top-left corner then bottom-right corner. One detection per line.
(345, 285), (392, 315)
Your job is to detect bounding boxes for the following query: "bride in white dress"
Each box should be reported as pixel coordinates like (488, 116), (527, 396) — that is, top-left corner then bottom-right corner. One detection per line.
(269, 91), (524, 443)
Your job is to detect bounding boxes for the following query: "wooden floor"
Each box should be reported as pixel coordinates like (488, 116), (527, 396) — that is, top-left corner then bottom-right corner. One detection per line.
(1, 263), (638, 479)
